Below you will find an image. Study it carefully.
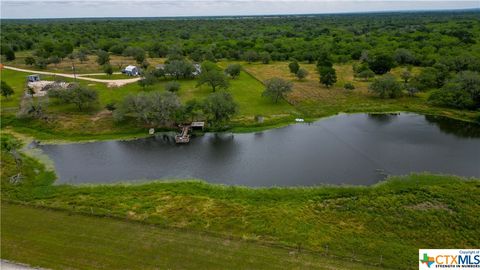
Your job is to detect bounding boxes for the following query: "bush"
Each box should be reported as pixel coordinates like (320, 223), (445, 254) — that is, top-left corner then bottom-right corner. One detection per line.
(105, 103), (116, 111)
(295, 68), (308, 80)
(260, 52), (271, 64)
(48, 84), (98, 111)
(165, 81), (181, 92)
(225, 64), (241, 79)
(288, 61), (300, 74)
(428, 89), (475, 109)
(24, 56), (35, 65)
(344, 82), (355, 90)
(369, 74), (402, 98)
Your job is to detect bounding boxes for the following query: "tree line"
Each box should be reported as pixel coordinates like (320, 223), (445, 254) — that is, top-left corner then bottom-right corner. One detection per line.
(2, 11), (479, 70)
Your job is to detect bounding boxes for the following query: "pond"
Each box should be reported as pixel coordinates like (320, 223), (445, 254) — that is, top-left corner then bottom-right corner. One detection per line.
(39, 113), (480, 187)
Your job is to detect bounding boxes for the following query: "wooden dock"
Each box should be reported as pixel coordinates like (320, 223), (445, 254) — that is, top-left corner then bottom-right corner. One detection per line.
(175, 125), (191, 144)
(175, 122), (204, 144)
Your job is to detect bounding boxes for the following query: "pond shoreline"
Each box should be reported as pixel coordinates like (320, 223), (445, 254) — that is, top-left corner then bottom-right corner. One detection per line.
(5, 110), (479, 145)
(35, 113), (480, 186)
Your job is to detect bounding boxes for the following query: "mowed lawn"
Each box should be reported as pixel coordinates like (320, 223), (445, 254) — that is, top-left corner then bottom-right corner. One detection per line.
(1, 203), (380, 270)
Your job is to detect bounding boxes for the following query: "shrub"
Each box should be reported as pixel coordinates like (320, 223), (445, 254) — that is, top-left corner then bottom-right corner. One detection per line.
(369, 74), (402, 98)
(165, 81), (181, 92)
(295, 68), (308, 80)
(105, 103), (116, 111)
(428, 88), (474, 109)
(344, 82), (355, 90)
(225, 64), (241, 79)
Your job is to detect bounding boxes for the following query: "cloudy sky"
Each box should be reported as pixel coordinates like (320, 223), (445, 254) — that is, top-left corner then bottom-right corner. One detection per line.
(1, 0), (479, 19)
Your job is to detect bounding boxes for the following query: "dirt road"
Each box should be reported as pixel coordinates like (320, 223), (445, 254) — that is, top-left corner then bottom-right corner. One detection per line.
(4, 66), (140, 87)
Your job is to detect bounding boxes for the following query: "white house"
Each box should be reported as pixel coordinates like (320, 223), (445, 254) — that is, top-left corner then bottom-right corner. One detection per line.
(192, 64), (202, 76)
(123, 65), (139, 76)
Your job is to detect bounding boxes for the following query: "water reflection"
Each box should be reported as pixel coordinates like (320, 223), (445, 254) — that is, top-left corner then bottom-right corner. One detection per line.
(425, 115), (480, 138)
(39, 113), (480, 186)
(367, 113), (399, 124)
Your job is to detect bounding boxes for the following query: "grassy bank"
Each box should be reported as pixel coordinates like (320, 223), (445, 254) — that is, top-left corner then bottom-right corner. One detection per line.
(2, 203), (381, 270)
(2, 145), (479, 269)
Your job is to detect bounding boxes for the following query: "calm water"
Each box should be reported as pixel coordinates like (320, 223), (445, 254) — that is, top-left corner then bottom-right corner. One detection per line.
(39, 113), (480, 186)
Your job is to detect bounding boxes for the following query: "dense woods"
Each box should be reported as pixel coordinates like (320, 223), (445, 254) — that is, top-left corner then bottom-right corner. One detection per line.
(2, 11), (479, 67)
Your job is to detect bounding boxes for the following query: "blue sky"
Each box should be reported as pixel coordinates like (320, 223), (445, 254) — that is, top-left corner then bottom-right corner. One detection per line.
(1, 0), (479, 19)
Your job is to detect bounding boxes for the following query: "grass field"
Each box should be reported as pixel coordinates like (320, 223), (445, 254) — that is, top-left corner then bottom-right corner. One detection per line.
(2, 145), (479, 269)
(1, 203), (382, 270)
(242, 62), (478, 122)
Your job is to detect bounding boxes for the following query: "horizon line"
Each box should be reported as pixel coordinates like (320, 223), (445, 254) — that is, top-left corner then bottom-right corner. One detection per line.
(2, 7), (479, 20)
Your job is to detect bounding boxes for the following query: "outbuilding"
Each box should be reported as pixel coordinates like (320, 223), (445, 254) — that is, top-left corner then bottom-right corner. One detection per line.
(27, 74), (41, 82)
(123, 65), (139, 76)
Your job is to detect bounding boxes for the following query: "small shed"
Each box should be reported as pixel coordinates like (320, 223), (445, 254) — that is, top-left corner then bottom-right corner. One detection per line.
(123, 65), (139, 76)
(27, 74), (41, 82)
(191, 121), (205, 130)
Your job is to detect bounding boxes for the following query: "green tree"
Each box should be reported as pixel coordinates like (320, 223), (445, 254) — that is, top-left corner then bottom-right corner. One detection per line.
(394, 49), (416, 65)
(201, 61), (220, 73)
(49, 56), (61, 67)
(401, 70), (412, 84)
(260, 52), (271, 64)
(165, 60), (194, 80)
(369, 74), (402, 98)
(411, 67), (438, 90)
(316, 52), (333, 68)
(96, 50), (110, 65)
(262, 77), (293, 103)
(49, 84), (98, 111)
(25, 56), (36, 66)
(357, 69), (375, 81)
(138, 73), (157, 90)
(243, 50), (259, 63)
(288, 61), (300, 74)
(196, 69), (229, 92)
(114, 91), (180, 125)
(368, 52), (395, 75)
(225, 64), (241, 79)
(1, 81), (14, 100)
(295, 68), (308, 80)
(181, 99), (204, 122)
(103, 64), (113, 77)
(34, 57), (49, 69)
(77, 48), (89, 63)
(2, 46), (15, 61)
(319, 66), (337, 88)
(202, 92), (238, 125)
